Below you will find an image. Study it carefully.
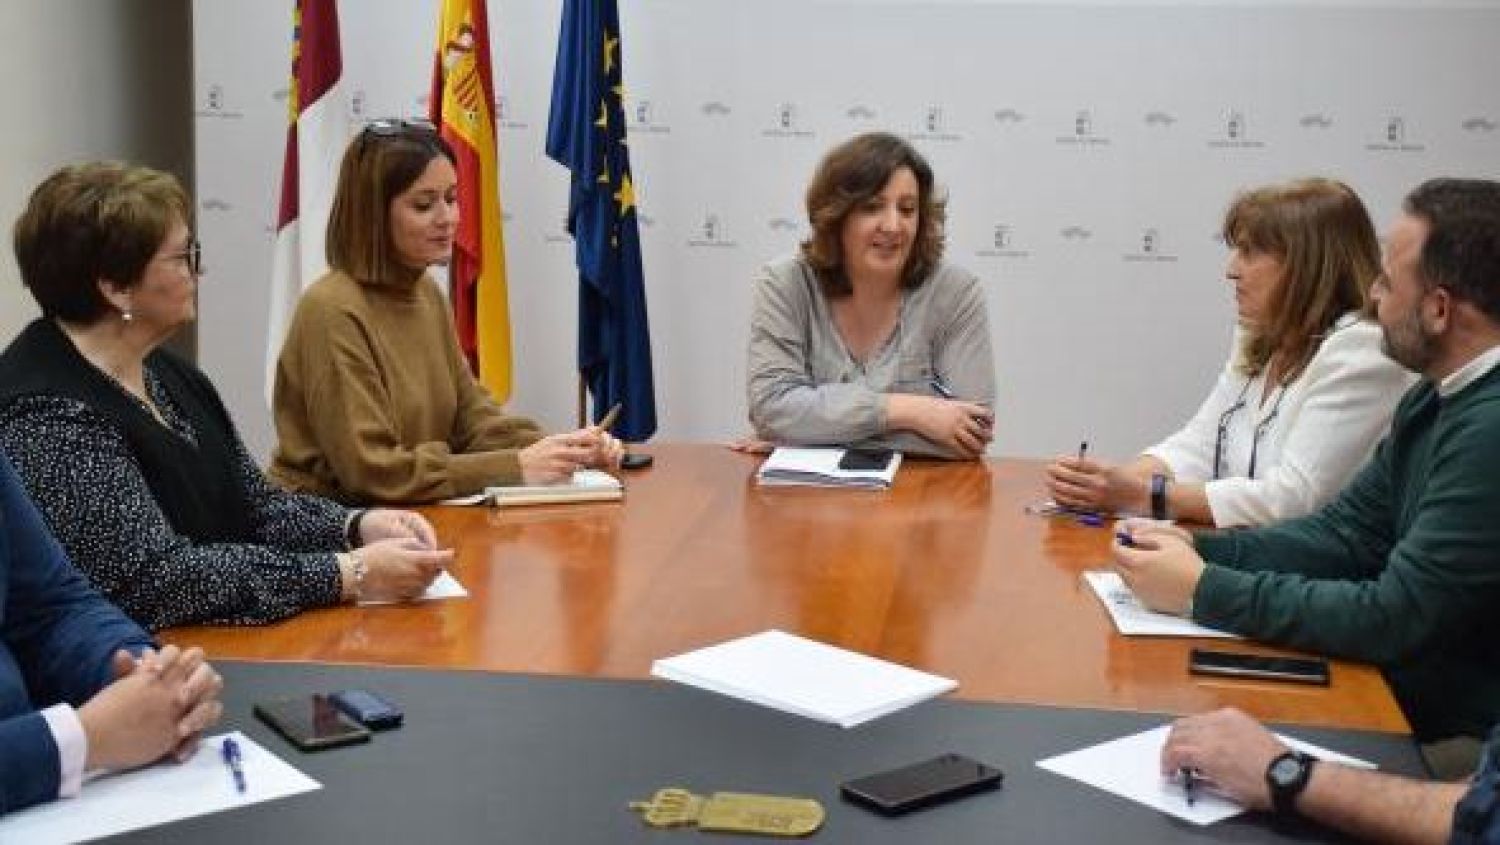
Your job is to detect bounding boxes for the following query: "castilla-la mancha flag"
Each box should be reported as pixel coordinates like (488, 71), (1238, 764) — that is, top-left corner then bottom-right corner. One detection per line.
(266, 0), (349, 402)
(430, 0), (512, 400)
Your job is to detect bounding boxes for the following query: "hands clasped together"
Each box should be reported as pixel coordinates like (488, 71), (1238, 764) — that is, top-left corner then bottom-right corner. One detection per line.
(78, 645), (224, 772)
(348, 508), (453, 603)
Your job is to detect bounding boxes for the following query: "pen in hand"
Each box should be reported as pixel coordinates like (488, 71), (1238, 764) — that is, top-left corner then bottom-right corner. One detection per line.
(1077, 441), (1089, 462)
(929, 377), (956, 400)
(595, 402), (623, 431)
(1179, 766), (1198, 806)
(222, 736), (246, 794)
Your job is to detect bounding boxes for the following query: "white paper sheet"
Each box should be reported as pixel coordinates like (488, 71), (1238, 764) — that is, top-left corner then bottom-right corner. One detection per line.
(358, 570), (468, 606)
(1037, 724), (1376, 826)
(652, 629), (955, 728)
(0, 731), (319, 843)
(1083, 571), (1239, 639)
(439, 469), (623, 506)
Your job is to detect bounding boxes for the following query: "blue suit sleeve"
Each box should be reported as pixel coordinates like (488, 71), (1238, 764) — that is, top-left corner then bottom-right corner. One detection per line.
(0, 711), (61, 815)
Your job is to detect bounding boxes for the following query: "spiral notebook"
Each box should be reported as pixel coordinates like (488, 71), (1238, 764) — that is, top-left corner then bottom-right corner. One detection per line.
(441, 469), (623, 506)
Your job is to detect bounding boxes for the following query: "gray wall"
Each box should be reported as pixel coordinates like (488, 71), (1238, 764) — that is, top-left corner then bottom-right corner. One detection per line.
(0, 0), (192, 347)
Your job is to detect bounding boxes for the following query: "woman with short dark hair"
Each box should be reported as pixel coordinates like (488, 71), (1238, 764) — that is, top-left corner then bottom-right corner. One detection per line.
(270, 121), (622, 504)
(745, 132), (997, 458)
(0, 162), (450, 631)
(1046, 178), (1415, 526)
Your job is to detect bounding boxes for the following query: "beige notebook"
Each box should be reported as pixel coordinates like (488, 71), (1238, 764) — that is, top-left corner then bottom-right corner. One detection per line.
(483, 469), (623, 507)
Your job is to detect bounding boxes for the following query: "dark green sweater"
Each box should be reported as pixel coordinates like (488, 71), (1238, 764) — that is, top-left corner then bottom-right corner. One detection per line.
(1194, 363), (1500, 741)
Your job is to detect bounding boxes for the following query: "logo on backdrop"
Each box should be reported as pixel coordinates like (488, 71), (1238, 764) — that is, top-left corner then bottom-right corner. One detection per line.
(993, 108), (1025, 126)
(976, 223), (1031, 260)
(909, 105), (961, 142)
(845, 104), (877, 121)
(1123, 227), (1179, 263)
(1057, 109), (1109, 146)
(688, 212), (738, 248)
(1143, 111), (1176, 128)
(1299, 113), (1334, 130)
(1365, 114), (1425, 152)
(496, 96), (529, 130)
(349, 89), (370, 121)
(763, 103), (814, 139)
(629, 98), (670, 135)
(1208, 109), (1264, 149)
(700, 101), (732, 118)
(1060, 225), (1094, 242)
(1462, 117), (1497, 134)
(767, 217), (806, 239)
(196, 83), (243, 119)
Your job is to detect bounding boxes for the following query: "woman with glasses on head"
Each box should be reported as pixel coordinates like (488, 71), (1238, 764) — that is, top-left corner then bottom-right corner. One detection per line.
(269, 120), (622, 504)
(0, 162), (450, 631)
(743, 131), (997, 458)
(1046, 178), (1415, 526)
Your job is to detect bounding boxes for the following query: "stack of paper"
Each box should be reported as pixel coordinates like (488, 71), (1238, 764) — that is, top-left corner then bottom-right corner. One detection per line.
(652, 629), (956, 728)
(443, 469), (624, 506)
(1083, 571), (1239, 638)
(756, 447), (902, 490)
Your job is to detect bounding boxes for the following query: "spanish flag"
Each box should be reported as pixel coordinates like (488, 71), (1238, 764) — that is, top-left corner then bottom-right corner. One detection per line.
(430, 0), (512, 400)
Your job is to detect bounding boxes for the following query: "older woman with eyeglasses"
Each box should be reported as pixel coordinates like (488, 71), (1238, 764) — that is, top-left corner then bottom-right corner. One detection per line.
(268, 120), (622, 505)
(0, 162), (451, 631)
(1046, 178), (1415, 527)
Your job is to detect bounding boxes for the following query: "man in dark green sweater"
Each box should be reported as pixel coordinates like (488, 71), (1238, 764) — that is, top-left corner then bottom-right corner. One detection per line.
(1114, 178), (1500, 757)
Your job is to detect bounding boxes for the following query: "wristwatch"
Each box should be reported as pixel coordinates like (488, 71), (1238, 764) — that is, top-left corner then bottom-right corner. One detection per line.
(1266, 750), (1317, 817)
(1150, 473), (1169, 520)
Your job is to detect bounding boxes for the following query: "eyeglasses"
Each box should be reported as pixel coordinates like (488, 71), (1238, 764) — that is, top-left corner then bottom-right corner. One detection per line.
(1212, 378), (1288, 480)
(356, 118), (439, 156)
(161, 238), (202, 276)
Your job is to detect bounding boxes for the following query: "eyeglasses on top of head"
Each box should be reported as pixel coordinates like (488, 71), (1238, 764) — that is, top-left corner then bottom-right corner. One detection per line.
(356, 118), (439, 155)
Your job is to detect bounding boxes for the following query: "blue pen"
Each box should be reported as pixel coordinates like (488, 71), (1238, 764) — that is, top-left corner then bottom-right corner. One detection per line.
(929, 377), (956, 400)
(1115, 530), (1136, 547)
(222, 736), (246, 793)
(1180, 767), (1198, 806)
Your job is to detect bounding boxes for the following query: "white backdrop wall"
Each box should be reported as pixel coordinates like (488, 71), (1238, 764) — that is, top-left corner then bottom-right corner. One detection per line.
(193, 0), (1500, 463)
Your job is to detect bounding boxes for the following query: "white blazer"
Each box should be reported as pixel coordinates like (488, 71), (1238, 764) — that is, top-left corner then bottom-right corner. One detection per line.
(1144, 313), (1416, 527)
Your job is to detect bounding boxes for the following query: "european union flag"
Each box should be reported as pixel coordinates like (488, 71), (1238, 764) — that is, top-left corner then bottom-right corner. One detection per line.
(545, 0), (657, 441)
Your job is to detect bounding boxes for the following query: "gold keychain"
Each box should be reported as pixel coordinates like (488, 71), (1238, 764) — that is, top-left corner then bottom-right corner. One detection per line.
(629, 787), (825, 836)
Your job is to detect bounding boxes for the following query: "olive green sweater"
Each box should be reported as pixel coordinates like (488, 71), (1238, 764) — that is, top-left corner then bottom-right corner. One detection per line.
(270, 270), (543, 504)
(1194, 364), (1500, 741)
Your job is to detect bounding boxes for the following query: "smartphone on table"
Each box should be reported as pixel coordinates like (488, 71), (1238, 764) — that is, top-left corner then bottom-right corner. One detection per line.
(1189, 648), (1330, 685)
(254, 694), (372, 751)
(840, 753), (1004, 816)
(838, 447), (896, 472)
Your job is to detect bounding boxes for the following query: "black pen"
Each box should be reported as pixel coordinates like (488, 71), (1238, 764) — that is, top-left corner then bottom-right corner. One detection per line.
(1077, 441), (1089, 462)
(222, 736), (247, 793)
(1180, 766), (1197, 806)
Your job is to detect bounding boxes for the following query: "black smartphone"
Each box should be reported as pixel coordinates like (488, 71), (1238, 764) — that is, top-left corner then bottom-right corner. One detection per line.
(840, 753), (1004, 816)
(620, 452), (654, 470)
(254, 694), (373, 751)
(1189, 648), (1330, 685)
(329, 688), (404, 730)
(838, 447), (895, 472)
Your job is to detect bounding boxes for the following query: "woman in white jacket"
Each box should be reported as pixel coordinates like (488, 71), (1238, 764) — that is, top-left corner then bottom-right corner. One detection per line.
(1046, 178), (1415, 527)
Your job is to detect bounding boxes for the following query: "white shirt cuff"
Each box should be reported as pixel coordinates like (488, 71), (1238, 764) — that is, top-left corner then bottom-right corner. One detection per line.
(40, 704), (88, 799)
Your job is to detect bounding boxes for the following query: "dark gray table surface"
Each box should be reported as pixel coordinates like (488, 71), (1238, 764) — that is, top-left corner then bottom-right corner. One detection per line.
(107, 661), (1424, 844)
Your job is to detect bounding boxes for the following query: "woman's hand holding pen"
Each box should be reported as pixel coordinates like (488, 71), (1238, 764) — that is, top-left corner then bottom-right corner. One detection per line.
(1045, 456), (1148, 514)
(887, 394), (992, 459)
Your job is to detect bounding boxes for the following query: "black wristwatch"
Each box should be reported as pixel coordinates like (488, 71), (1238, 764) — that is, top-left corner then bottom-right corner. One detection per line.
(1150, 473), (1169, 520)
(1266, 750), (1317, 817)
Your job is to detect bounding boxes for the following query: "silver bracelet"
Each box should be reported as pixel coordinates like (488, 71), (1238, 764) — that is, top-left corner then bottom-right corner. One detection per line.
(345, 550), (367, 602)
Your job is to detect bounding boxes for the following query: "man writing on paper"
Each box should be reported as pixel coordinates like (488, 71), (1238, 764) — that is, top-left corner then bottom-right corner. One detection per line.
(0, 451), (223, 815)
(1111, 179), (1500, 774)
(1162, 708), (1499, 844)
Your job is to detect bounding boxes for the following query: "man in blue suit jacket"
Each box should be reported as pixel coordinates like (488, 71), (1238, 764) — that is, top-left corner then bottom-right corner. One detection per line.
(1, 450), (222, 816)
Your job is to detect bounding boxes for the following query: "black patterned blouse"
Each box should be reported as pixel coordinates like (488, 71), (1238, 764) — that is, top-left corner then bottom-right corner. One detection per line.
(0, 367), (347, 631)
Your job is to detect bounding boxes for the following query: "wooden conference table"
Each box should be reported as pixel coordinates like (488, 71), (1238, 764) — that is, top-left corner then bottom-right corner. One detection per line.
(162, 443), (1408, 734)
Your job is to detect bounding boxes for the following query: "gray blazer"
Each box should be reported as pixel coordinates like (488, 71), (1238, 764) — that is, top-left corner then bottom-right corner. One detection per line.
(746, 255), (997, 458)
